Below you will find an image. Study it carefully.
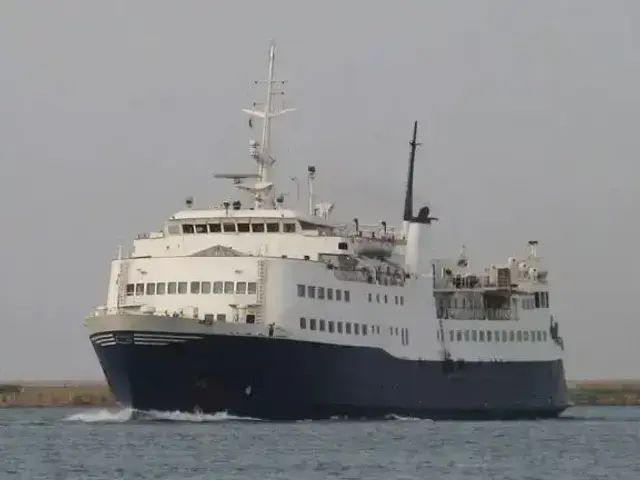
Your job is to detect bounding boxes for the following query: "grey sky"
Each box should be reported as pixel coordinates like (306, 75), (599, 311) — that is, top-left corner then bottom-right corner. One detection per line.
(0, 0), (638, 381)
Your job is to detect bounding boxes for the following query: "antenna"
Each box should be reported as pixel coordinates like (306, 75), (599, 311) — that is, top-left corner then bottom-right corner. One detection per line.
(403, 121), (420, 221)
(307, 165), (316, 216)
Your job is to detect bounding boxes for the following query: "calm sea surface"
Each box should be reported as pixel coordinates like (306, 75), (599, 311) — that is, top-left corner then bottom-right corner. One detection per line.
(0, 406), (639, 479)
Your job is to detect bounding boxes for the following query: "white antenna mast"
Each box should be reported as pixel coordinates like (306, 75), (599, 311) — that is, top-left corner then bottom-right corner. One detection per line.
(240, 41), (296, 209)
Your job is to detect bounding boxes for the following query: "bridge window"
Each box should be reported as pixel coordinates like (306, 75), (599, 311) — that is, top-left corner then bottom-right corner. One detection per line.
(126, 284), (134, 296)
(309, 318), (317, 330)
(236, 282), (247, 294)
(213, 281), (223, 294)
(248, 282), (257, 294)
(156, 282), (166, 295)
(195, 224), (207, 234)
(167, 282), (177, 294)
(190, 282), (200, 294)
(327, 288), (333, 300)
(283, 222), (296, 233)
(135, 283), (144, 296)
(237, 222), (250, 233)
(182, 224), (195, 234)
(337, 321), (343, 333)
(178, 282), (188, 294)
(251, 222), (265, 232)
(266, 222), (280, 233)
(201, 281), (211, 294)
(224, 282), (234, 294)
(209, 223), (221, 233)
(223, 222), (236, 233)
(146, 283), (156, 295)
(300, 317), (307, 329)
(317, 287), (325, 300)
(307, 286), (316, 299)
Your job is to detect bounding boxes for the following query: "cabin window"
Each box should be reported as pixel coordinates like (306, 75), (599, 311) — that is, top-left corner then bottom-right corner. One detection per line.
(307, 286), (316, 299)
(156, 282), (166, 295)
(337, 321), (343, 333)
(362, 325), (368, 336)
(208, 223), (221, 233)
(534, 292), (540, 308)
(542, 331), (547, 342)
(299, 221), (317, 231)
(283, 222), (296, 233)
(390, 326), (395, 336)
(509, 331), (515, 342)
(335, 289), (342, 301)
(213, 281), (223, 294)
(328, 321), (335, 333)
(182, 224), (195, 234)
(319, 319), (326, 331)
(204, 314), (215, 323)
(251, 222), (265, 232)
(248, 282), (257, 294)
(317, 287), (325, 300)
(501, 330), (508, 342)
(376, 293), (380, 303)
(395, 327), (399, 336)
(217, 314), (226, 322)
(344, 290), (351, 302)
(246, 314), (255, 324)
(394, 296), (398, 305)
(494, 330), (500, 342)
(190, 282), (200, 294)
(201, 281), (211, 294)
(237, 222), (250, 232)
(327, 288), (333, 300)
(300, 317), (307, 329)
(471, 330), (478, 342)
(531, 330), (537, 342)
(464, 330), (470, 342)
(195, 224), (207, 234)
(354, 324), (360, 335)
(167, 282), (177, 294)
(449, 330), (454, 342)
(266, 222), (279, 233)
(236, 282), (247, 294)
(126, 284), (134, 296)
(135, 283), (144, 296)
(223, 222), (236, 233)
(297, 284), (306, 297)
(146, 283), (156, 295)
(456, 330), (462, 342)
(178, 282), (188, 294)
(487, 331), (493, 342)
(224, 282), (234, 294)
(400, 296), (404, 306)
(479, 330), (485, 342)
(167, 224), (180, 235)
(517, 331), (523, 342)
(384, 294), (388, 304)
(309, 318), (317, 330)
(523, 331), (530, 341)
(368, 293), (372, 302)
(345, 322), (352, 334)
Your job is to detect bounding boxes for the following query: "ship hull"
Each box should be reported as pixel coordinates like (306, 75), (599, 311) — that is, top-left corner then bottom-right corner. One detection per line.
(89, 329), (570, 421)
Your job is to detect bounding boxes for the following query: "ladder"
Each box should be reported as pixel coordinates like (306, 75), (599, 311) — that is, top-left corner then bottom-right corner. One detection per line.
(256, 258), (268, 324)
(116, 260), (129, 312)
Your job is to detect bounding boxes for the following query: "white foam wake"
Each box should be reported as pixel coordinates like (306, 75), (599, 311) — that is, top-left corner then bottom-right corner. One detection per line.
(63, 408), (260, 423)
(65, 408), (134, 423)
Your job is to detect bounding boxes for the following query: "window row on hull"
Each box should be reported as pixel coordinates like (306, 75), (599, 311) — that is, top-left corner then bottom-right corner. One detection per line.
(440, 328), (549, 344)
(126, 281), (257, 297)
(297, 284), (351, 302)
(367, 292), (404, 306)
(299, 317), (410, 346)
(176, 220), (297, 235)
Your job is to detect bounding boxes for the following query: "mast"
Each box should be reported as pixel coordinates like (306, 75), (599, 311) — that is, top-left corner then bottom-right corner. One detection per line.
(403, 121), (420, 221)
(240, 41), (296, 209)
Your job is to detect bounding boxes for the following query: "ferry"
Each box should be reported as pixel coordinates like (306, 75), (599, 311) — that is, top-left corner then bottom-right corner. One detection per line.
(84, 42), (570, 420)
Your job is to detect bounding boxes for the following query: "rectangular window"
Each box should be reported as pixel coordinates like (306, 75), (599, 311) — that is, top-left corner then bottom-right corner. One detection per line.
(190, 281), (200, 294)
(300, 317), (307, 329)
(327, 288), (333, 300)
(464, 330), (470, 342)
(523, 331), (530, 341)
(203, 313), (215, 323)
(354, 323), (360, 335)
(283, 222), (296, 233)
(237, 222), (250, 232)
(182, 224), (195, 234)
(319, 319), (326, 331)
(456, 330), (462, 342)
(479, 330), (485, 342)
(201, 281), (211, 294)
(247, 282), (257, 294)
(345, 322), (352, 334)
(335, 289), (342, 301)
(135, 283), (144, 296)
(317, 287), (325, 300)
(224, 281), (234, 294)
(208, 223), (221, 233)
(266, 222), (279, 232)
(531, 330), (537, 342)
(309, 318), (317, 330)
(167, 282), (177, 294)
(362, 325), (368, 336)
(517, 331), (523, 342)
(494, 330), (500, 342)
(328, 321), (335, 333)
(534, 292), (540, 309)
(368, 293), (372, 302)
(344, 290), (351, 302)
(236, 282), (247, 294)
(487, 331), (492, 342)
(501, 330), (508, 342)
(222, 222), (236, 233)
(449, 330), (454, 342)
(217, 313), (226, 322)
(542, 331), (547, 342)
(376, 293), (380, 303)
(390, 326), (395, 336)
(251, 222), (265, 232)
(126, 284), (134, 296)
(509, 330), (515, 342)
(178, 282), (188, 294)
(297, 284), (306, 297)
(384, 294), (388, 304)
(156, 282), (166, 295)
(471, 330), (478, 342)
(195, 224), (207, 234)
(307, 286), (316, 299)
(146, 283), (156, 295)
(337, 321), (343, 333)
(213, 281), (223, 294)
(400, 296), (404, 306)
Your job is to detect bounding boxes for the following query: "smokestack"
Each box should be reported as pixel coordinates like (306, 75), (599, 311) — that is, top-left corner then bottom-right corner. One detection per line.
(403, 121), (419, 222)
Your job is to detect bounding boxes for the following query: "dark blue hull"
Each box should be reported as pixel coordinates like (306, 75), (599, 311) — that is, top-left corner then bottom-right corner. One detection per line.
(91, 331), (570, 421)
